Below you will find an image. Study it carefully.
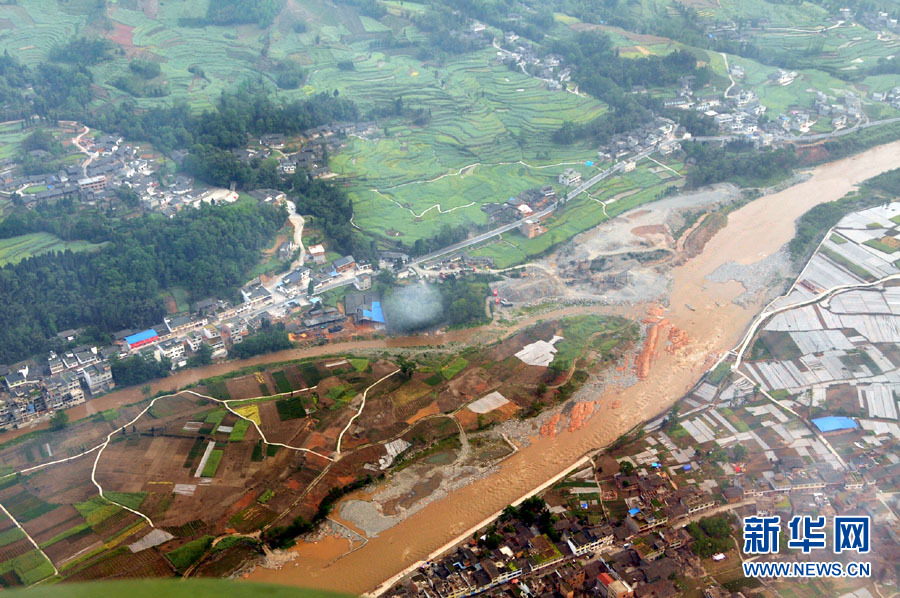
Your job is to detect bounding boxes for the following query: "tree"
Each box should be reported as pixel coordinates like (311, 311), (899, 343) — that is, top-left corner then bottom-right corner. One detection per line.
(188, 343), (213, 366)
(396, 355), (416, 379)
(49, 410), (69, 431)
(307, 280), (315, 296)
(619, 460), (635, 475)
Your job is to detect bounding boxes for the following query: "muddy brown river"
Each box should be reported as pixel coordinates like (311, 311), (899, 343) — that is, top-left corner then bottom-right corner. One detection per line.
(243, 141), (900, 594)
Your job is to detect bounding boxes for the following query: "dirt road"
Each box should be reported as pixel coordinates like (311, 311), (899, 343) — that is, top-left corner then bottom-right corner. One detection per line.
(1, 305), (626, 445)
(246, 140), (900, 594)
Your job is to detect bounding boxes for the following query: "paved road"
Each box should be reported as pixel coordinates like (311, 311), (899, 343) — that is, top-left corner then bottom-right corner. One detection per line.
(691, 116), (900, 144)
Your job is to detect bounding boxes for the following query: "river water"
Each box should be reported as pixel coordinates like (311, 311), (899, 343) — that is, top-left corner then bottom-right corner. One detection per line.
(245, 141), (900, 594)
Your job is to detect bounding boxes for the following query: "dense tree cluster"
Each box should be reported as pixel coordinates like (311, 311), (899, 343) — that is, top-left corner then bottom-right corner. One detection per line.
(498, 497), (560, 541)
(0, 51), (95, 121)
(682, 140), (798, 188)
(263, 474), (376, 548)
(128, 59), (162, 79)
(48, 37), (115, 66)
(204, 0), (285, 27)
(548, 33), (709, 145)
(91, 91), (358, 154)
(0, 202), (286, 363)
(290, 175), (377, 261)
(110, 354), (172, 387)
(686, 515), (733, 558)
(790, 167), (900, 262)
(230, 324), (293, 360)
(440, 275), (491, 328)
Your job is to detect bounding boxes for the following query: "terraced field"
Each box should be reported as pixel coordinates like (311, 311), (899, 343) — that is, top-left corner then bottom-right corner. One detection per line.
(0, 233), (105, 267)
(470, 160), (685, 267)
(325, 50), (606, 240)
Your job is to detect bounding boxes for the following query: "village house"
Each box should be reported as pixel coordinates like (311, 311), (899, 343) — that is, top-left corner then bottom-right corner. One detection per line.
(333, 255), (357, 273)
(559, 168), (582, 186)
(309, 244), (327, 264)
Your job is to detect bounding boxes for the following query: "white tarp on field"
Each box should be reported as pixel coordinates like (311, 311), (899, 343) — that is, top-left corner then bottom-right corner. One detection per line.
(515, 336), (563, 367)
(468, 391), (509, 414)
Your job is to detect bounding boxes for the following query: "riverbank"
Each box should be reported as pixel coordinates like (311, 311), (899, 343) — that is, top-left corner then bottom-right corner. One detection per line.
(245, 140), (900, 594)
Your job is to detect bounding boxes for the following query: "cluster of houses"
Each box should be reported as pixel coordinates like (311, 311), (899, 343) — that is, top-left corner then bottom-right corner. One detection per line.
(662, 69), (866, 141)
(1, 118), (383, 219)
(0, 343), (116, 425)
(497, 33), (572, 92)
(857, 8), (900, 32)
(248, 122), (377, 179)
(870, 86), (900, 112)
(388, 356), (900, 598)
(388, 512), (635, 598)
(596, 118), (679, 162)
(481, 186), (557, 237)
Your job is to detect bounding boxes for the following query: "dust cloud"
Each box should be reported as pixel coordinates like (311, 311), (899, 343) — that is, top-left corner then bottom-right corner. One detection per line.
(383, 283), (443, 333)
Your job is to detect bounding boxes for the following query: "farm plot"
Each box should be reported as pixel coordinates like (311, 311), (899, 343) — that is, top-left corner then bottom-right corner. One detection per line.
(329, 50), (606, 242)
(441, 357), (469, 380)
(0, 233), (104, 267)
(470, 162), (682, 268)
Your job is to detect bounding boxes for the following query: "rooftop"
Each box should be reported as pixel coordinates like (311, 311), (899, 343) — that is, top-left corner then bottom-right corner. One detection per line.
(125, 329), (158, 345)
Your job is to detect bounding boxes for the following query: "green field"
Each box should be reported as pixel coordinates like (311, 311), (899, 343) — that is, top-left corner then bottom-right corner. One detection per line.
(441, 357), (469, 380)
(350, 358), (369, 372)
(228, 419), (251, 442)
(271, 370), (292, 394)
(0, 232), (106, 267)
(328, 49), (607, 242)
(470, 160), (683, 268)
(0, 549), (55, 586)
(201, 450), (224, 478)
(165, 535), (214, 572)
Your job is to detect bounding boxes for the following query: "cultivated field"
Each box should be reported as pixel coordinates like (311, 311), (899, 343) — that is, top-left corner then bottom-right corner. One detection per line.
(0, 316), (640, 586)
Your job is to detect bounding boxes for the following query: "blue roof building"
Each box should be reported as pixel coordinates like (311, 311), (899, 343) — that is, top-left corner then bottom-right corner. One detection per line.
(124, 329), (159, 349)
(812, 416), (857, 433)
(362, 301), (385, 324)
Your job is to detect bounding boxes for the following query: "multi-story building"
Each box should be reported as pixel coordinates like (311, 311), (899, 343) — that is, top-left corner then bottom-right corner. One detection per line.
(42, 372), (85, 409)
(82, 363), (114, 396)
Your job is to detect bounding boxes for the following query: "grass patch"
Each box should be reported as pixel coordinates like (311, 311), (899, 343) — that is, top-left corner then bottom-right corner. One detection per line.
(257, 489), (275, 504)
(228, 419), (251, 442)
(104, 491), (147, 511)
(38, 521), (90, 549)
(0, 549), (55, 585)
(349, 358), (369, 372)
(204, 380), (231, 400)
(829, 234), (847, 244)
(165, 535), (214, 572)
(0, 526), (25, 548)
(299, 362), (323, 386)
(0, 232), (104, 267)
(251, 442), (265, 462)
(204, 409), (226, 425)
(707, 361), (732, 385)
(863, 238), (898, 254)
(5, 491), (58, 522)
(423, 373), (443, 386)
(820, 247), (876, 281)
(275, 397), (306, 421)
(201, 450), (224, 478)
(75, 496), (121, 528)
(271, 371), (292, 394)
(12, 579), (353, 597)
(441, 357), (468, 380)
